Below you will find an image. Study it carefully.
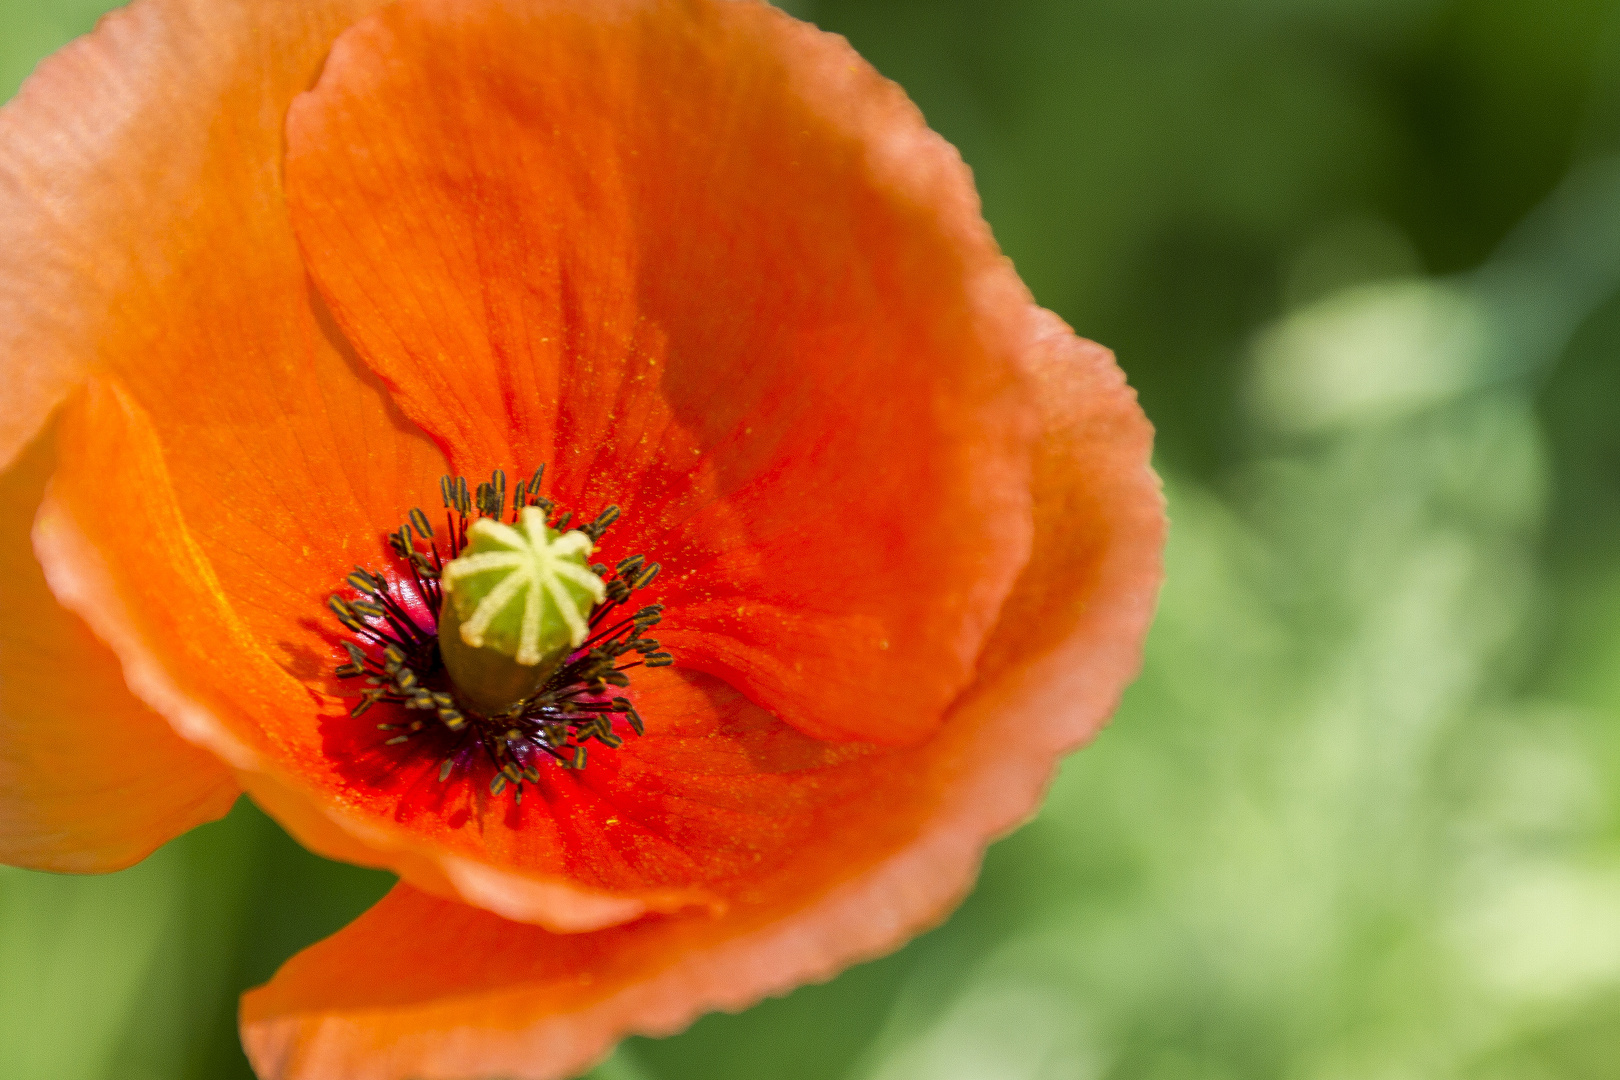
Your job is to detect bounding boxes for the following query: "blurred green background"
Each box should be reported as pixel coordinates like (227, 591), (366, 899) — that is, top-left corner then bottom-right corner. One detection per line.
(6, 0), (1620, 1077)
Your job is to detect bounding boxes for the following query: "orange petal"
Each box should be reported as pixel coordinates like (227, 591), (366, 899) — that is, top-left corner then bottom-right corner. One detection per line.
(973, 307), (1167, 722)
(283, 0), (1040, 748)
(239, 312), (1165, 1080)
(0, 422), (237, 872)
(0, 0), (393, 472)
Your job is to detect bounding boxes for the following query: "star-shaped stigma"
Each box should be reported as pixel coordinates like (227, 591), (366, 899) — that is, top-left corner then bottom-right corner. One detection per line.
(442, 507), (606, 665)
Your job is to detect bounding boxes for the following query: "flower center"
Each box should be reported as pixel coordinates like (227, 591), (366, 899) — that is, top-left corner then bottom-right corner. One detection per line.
(327, 467), (670, 799)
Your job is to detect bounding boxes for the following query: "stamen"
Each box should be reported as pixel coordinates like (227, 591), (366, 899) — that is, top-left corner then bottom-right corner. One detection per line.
(327, 466), (671, 796)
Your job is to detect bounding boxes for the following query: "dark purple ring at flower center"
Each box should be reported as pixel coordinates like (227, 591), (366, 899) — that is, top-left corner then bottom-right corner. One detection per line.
(327, 467), (669, 804)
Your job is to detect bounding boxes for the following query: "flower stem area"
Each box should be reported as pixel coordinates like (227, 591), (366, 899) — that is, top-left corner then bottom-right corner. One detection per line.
(7, 2), (1620, 1079)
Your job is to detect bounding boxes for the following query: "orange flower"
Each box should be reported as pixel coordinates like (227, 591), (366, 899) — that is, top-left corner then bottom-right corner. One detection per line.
(0, 0), (1164, 1077)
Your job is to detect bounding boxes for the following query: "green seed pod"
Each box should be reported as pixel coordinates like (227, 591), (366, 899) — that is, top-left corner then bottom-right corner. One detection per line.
(438, 507), (605, 715)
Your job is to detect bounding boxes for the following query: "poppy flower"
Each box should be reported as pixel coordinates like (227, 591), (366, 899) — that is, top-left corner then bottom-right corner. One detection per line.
(0, 0), (1165, 1077)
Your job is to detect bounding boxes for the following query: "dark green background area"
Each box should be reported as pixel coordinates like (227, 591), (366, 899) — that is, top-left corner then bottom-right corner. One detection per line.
(6, 2), (1620, 1078)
